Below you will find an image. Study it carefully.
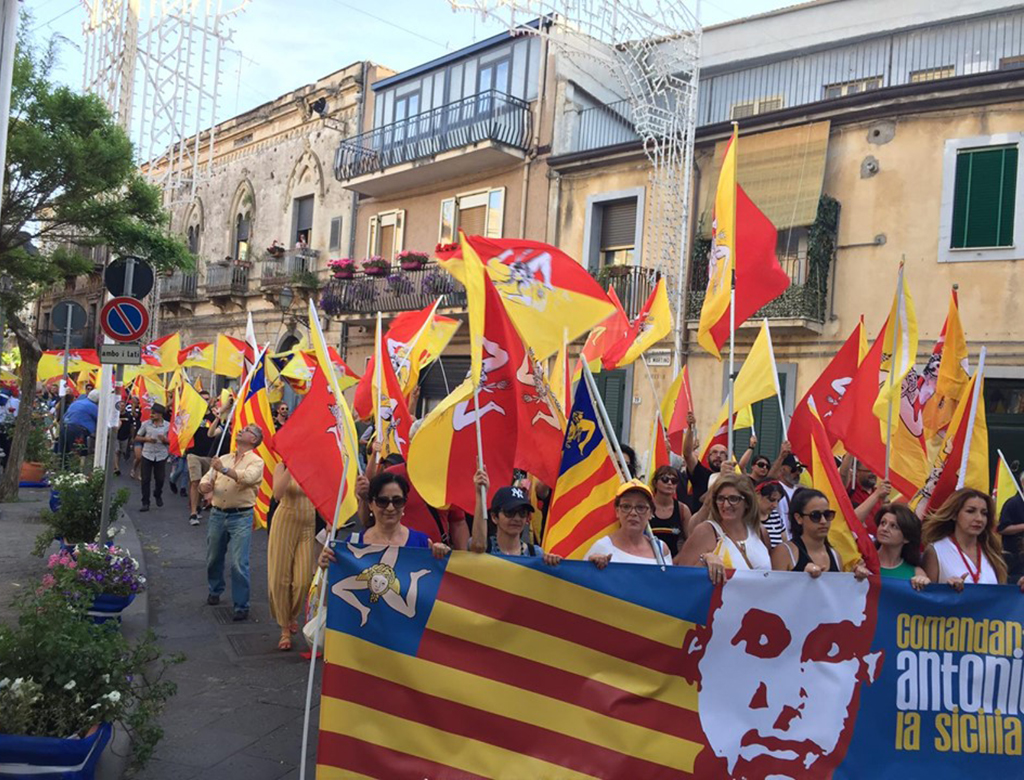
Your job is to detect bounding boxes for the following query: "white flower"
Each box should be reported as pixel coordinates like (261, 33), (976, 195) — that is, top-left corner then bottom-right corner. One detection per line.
(101, 674), (110, 683)
(63, 679), (77, 691)
(90, 703), (101, 710)
(0, 678), (9, 690)
(104, 690), (122, 703)
(12, 677), (24, 689)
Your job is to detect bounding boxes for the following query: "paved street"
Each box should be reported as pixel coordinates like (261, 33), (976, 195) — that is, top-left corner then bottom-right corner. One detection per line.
(116, 473), (320, 780)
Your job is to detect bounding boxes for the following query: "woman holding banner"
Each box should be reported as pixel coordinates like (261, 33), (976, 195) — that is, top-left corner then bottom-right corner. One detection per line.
(468, 469), (561, 564)
(922, 489), (1006, 589)
(677, 473), (771, 581)
(874, 503), (930, 589)
(586, 480), (672, 568)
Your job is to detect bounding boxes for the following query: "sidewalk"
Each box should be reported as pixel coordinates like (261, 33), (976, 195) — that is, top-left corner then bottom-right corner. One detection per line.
(0, 488), (53, 627)
(118, 473), (319, 780)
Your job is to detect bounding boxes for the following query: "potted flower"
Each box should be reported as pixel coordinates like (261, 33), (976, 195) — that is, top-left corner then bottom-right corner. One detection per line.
(34, 471), (129, 557)
(0, 587), (181, 774)
(44, 544), (146, 623)
(19, 420), (51, 485)
(266, 240), (286, 259)
(396, 250), (429, 271)
(328, 257), (355, 279)
(361, 256), (390, 276)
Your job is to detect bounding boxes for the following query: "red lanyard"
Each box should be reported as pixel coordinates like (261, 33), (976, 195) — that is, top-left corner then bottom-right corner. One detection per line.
(952, 537), (982, 583)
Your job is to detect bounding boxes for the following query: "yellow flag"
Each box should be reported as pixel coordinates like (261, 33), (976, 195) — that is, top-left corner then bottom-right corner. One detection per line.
(873, 264), (918, 422)
(437, 233), (487, 388)
(700, 322), (780, 458)
(170, 380), (209, 456)
(214, 334), (246, 378)
(697, 125), (737, 360)
(995, 451), (1021, 520)
(307, 299), (360, 527)
(923, 289), (970, 437)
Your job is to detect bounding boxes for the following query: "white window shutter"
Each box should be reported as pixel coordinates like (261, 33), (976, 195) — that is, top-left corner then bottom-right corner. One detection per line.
(367, 214), (379, 257)
(486, 187), (505, 238)
(394, 209), (406, 254)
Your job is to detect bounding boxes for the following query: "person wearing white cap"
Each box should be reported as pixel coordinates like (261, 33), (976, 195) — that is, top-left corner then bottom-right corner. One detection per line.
(586, 479), (672, 567)
(58, 389), (101, 455)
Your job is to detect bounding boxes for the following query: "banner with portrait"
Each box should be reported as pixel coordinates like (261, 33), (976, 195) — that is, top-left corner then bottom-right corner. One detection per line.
(315, 547), (1024, 779)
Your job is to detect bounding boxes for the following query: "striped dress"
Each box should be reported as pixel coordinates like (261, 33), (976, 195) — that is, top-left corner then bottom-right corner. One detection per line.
(267, 478), (317, 631)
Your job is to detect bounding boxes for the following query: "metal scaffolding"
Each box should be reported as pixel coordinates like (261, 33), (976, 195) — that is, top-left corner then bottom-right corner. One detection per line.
(450, 0), (701, 366)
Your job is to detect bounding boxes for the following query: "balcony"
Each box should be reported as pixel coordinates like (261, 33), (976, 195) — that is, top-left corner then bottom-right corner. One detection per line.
(334, 90), (532, 197)
(260, 249), (321, 290)
(596, 265), (659, 321)
(159, 271), (198, 302)
(206, 264), (250, 298)
(571, 99), (641, 156)
(319, 263), (467, 318)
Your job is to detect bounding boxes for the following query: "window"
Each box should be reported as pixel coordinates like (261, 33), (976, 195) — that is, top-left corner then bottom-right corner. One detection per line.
(368, 209), (405, 261)
(234, 213), (250, 262)
(951, 145), (1017, 249)
(438, 188), (505, 243)
(775, 227), (808, 284)
(592, 368), (629, 443)
(730, 96), (785, 120)
(598, 199), (638, 268)
(910, 66), (955, 83)
(293, 195), (314, 246)
(939, 134), (1023, 263)
(1000, 56), (1024, 71)
(418, 356), (469, 416)
(329, 216), (343, 253)
(822, 76), (882, 100)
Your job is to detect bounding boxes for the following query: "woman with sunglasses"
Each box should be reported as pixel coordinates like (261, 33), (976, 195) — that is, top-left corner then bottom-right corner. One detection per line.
(649, 466), (691, 557)
(771, 488), (871, 579)
(749, 454), (772, 485)
(469, 469), (561, 564)
(677, 473), (770, 582)
(317, 472), (449, 569)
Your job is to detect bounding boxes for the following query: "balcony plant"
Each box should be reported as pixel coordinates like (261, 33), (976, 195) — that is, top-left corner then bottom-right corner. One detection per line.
(385, 273), (414, 296)
(361, 256), (390, 277)
(396, 250), (430, 271)
(266, 240), (286, 259)
(328, 257), (355, 279)
(0, 586), (181, 772)
(420, 267), (456, 296)
(291, 269), (321, 291)
(319, 289), (346, 318)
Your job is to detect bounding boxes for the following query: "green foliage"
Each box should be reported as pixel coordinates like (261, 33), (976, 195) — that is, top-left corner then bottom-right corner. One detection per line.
(0, 587), (182, 768)
(291, 269), (321, 290)
(34, 471), (129, 556)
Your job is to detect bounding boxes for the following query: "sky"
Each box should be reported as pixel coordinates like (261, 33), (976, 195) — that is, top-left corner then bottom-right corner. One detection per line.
(29, 0), (794, 124)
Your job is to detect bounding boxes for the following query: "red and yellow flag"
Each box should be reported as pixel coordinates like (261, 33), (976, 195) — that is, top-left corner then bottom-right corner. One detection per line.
(921, 288), (969, 441)
(143, 333), (182, 373)
(646, 410), (671, 478)
(995, 451), (1021, 520)
(575, 287), (629, 379)
(38, 350), (100, 381)
(661, 365), (694, 453)
(214, 334), (247, 378)
(372, 313), (414, 461)
(168, 380), (208, 457)
(325, 346), (360, 392)
(873, 263), (918, 423)
(135, 374), (166, 423)
(178, 342), (214, 371)
(232, 351), (279, 529)
(807, 398), (880, 574)
(602, 277), (671, 369)
(698, 126), (737, 359)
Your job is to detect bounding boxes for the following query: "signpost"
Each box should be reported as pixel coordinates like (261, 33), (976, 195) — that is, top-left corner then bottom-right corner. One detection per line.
(52, 300), (87, 396)
(97, 257), (150, 543)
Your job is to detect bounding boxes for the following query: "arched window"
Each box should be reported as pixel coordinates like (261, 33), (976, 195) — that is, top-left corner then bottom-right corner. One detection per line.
(234, 211), (251, 262)
(187, 225), (200, 254)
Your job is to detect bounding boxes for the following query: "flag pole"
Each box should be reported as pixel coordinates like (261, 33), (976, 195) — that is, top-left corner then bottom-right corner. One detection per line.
(373, 312), (383, 447)
(884, 264), (905, 481)
(472, 382), (488, 513)
(582, 361), (667, 568)
(727, 269), (736, 459)
(762, 319), (788, 440)
(956, 347), (986, 490)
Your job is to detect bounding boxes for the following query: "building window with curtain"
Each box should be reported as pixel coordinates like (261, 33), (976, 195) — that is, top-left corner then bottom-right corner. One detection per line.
(598, 198), (638, 268)
(438, 188), (505, 244)
(293, 195), (314, 247)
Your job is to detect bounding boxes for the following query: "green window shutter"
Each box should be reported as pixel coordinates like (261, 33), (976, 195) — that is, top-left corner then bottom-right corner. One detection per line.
(951, 145), (1018, 249)
(594, 369), (627, 442)
(752, 371), (787, 459)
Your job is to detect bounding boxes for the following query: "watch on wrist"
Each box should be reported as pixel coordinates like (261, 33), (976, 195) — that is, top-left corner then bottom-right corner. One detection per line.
(221, 467), (229, 475)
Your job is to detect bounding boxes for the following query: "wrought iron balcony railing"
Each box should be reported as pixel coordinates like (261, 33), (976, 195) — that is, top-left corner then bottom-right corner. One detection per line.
(319, 263), (467, 317)
(206, 264), (249, 296)
(159, 271), (198, 301)
(335, 90), (532, 180)
(597, 265), (659, 322)
(260, 250), (320, 288)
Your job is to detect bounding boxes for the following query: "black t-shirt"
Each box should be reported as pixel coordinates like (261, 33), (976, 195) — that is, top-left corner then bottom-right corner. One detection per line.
(688, 461), (714, 510)
(998, 494), (1024, 560)
(187, 414), (217, 458)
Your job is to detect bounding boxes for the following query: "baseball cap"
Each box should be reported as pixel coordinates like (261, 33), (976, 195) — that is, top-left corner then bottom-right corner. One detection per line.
(87, 389), (100, 403)
(782, 454), (803, 471)
(615, 479), (654, 501)
(491, 485), (534, 514)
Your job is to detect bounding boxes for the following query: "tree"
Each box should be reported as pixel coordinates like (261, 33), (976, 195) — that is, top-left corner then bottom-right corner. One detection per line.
(0, 24), (192, 499)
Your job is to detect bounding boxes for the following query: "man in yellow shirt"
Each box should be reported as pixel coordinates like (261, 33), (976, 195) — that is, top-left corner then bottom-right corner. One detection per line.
(199, 424), (265, 621)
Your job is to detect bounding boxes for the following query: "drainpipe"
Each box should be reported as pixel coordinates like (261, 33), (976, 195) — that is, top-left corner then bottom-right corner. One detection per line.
(347, 62), (367, 260)
(677, 157), (702, 363)
(519, 34), (549, 237)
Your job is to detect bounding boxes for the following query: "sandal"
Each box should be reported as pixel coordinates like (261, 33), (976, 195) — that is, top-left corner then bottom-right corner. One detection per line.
(277, 635), (292, 652)
(289, 621), (299, 635)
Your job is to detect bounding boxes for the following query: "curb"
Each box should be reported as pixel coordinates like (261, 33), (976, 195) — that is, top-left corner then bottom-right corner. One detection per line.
(95, 507), (149, 780)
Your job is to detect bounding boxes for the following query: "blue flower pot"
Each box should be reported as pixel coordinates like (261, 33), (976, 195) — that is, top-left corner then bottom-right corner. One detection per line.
(87, 593), (136, 624)
(48, 489), (60, 513)
(0, 722), (112, 778)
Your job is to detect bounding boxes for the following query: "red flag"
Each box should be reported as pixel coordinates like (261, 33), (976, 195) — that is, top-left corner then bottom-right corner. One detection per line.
(661, 366), (693, 453)
(275, 368), (346, 525)
(788, 320), (863, 469)
(375, 318), (414, 461)
(703, 185), (790, 354)
(576, 288), (629, 376)
(513, 348), (565, 490)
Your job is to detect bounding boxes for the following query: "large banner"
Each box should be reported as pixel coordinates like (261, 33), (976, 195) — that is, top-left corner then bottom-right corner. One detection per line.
(317, 546), (1024, 779)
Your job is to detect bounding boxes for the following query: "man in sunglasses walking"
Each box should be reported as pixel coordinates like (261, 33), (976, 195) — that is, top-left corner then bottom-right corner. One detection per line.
(199, 424), (266, 621)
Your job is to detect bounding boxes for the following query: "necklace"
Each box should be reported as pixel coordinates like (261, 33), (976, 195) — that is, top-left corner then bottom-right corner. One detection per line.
(952, 536), (982, 583)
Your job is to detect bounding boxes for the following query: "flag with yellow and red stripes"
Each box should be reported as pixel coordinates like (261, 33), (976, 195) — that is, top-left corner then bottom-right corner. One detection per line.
(232, 349), (279, 529)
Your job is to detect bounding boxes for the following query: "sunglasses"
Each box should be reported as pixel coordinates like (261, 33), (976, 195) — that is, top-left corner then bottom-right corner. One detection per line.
(658, 475), (679, 484)
(801, 509), (836, 522)
(373, 496), (407, 510)
(500, 507), (532, 519)
(715, 494), (745, 506)
(754, 461), (770, 469)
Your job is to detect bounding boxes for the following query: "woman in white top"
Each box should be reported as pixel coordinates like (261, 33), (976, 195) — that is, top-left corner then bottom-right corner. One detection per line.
(677, 472), (771, 583)
(922, 489), (1005, 589)
(586, 480), (672, 567)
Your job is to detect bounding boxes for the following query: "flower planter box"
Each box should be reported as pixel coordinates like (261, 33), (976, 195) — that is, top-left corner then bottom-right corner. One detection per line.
(0, 722), (112, 779)
(331, 270), (354, 280)
(400, 261), (426, 271)
(87, 592), (136, 624)
(363, 266), (389, 277)
(19, 461), (45, 484)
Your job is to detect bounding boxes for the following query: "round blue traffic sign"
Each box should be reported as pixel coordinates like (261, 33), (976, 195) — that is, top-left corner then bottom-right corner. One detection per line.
(100, 296), (150, 342)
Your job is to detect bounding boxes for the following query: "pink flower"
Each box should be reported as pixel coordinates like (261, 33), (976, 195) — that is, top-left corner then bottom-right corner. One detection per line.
(41, 574), (55, 589)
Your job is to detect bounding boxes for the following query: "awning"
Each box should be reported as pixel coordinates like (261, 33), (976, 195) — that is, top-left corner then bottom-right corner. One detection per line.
(700, 120), (831, 238)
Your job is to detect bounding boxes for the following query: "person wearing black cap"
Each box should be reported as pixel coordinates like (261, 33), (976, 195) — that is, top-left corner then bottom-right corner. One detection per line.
(470, 469), (562, 564)
(135, 404), (170, 512)
(773, 443), (802, 538)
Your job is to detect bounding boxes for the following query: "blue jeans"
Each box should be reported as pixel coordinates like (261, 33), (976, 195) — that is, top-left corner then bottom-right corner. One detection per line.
(206, 507), (253, 611)
(168, 456), (189, 492)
